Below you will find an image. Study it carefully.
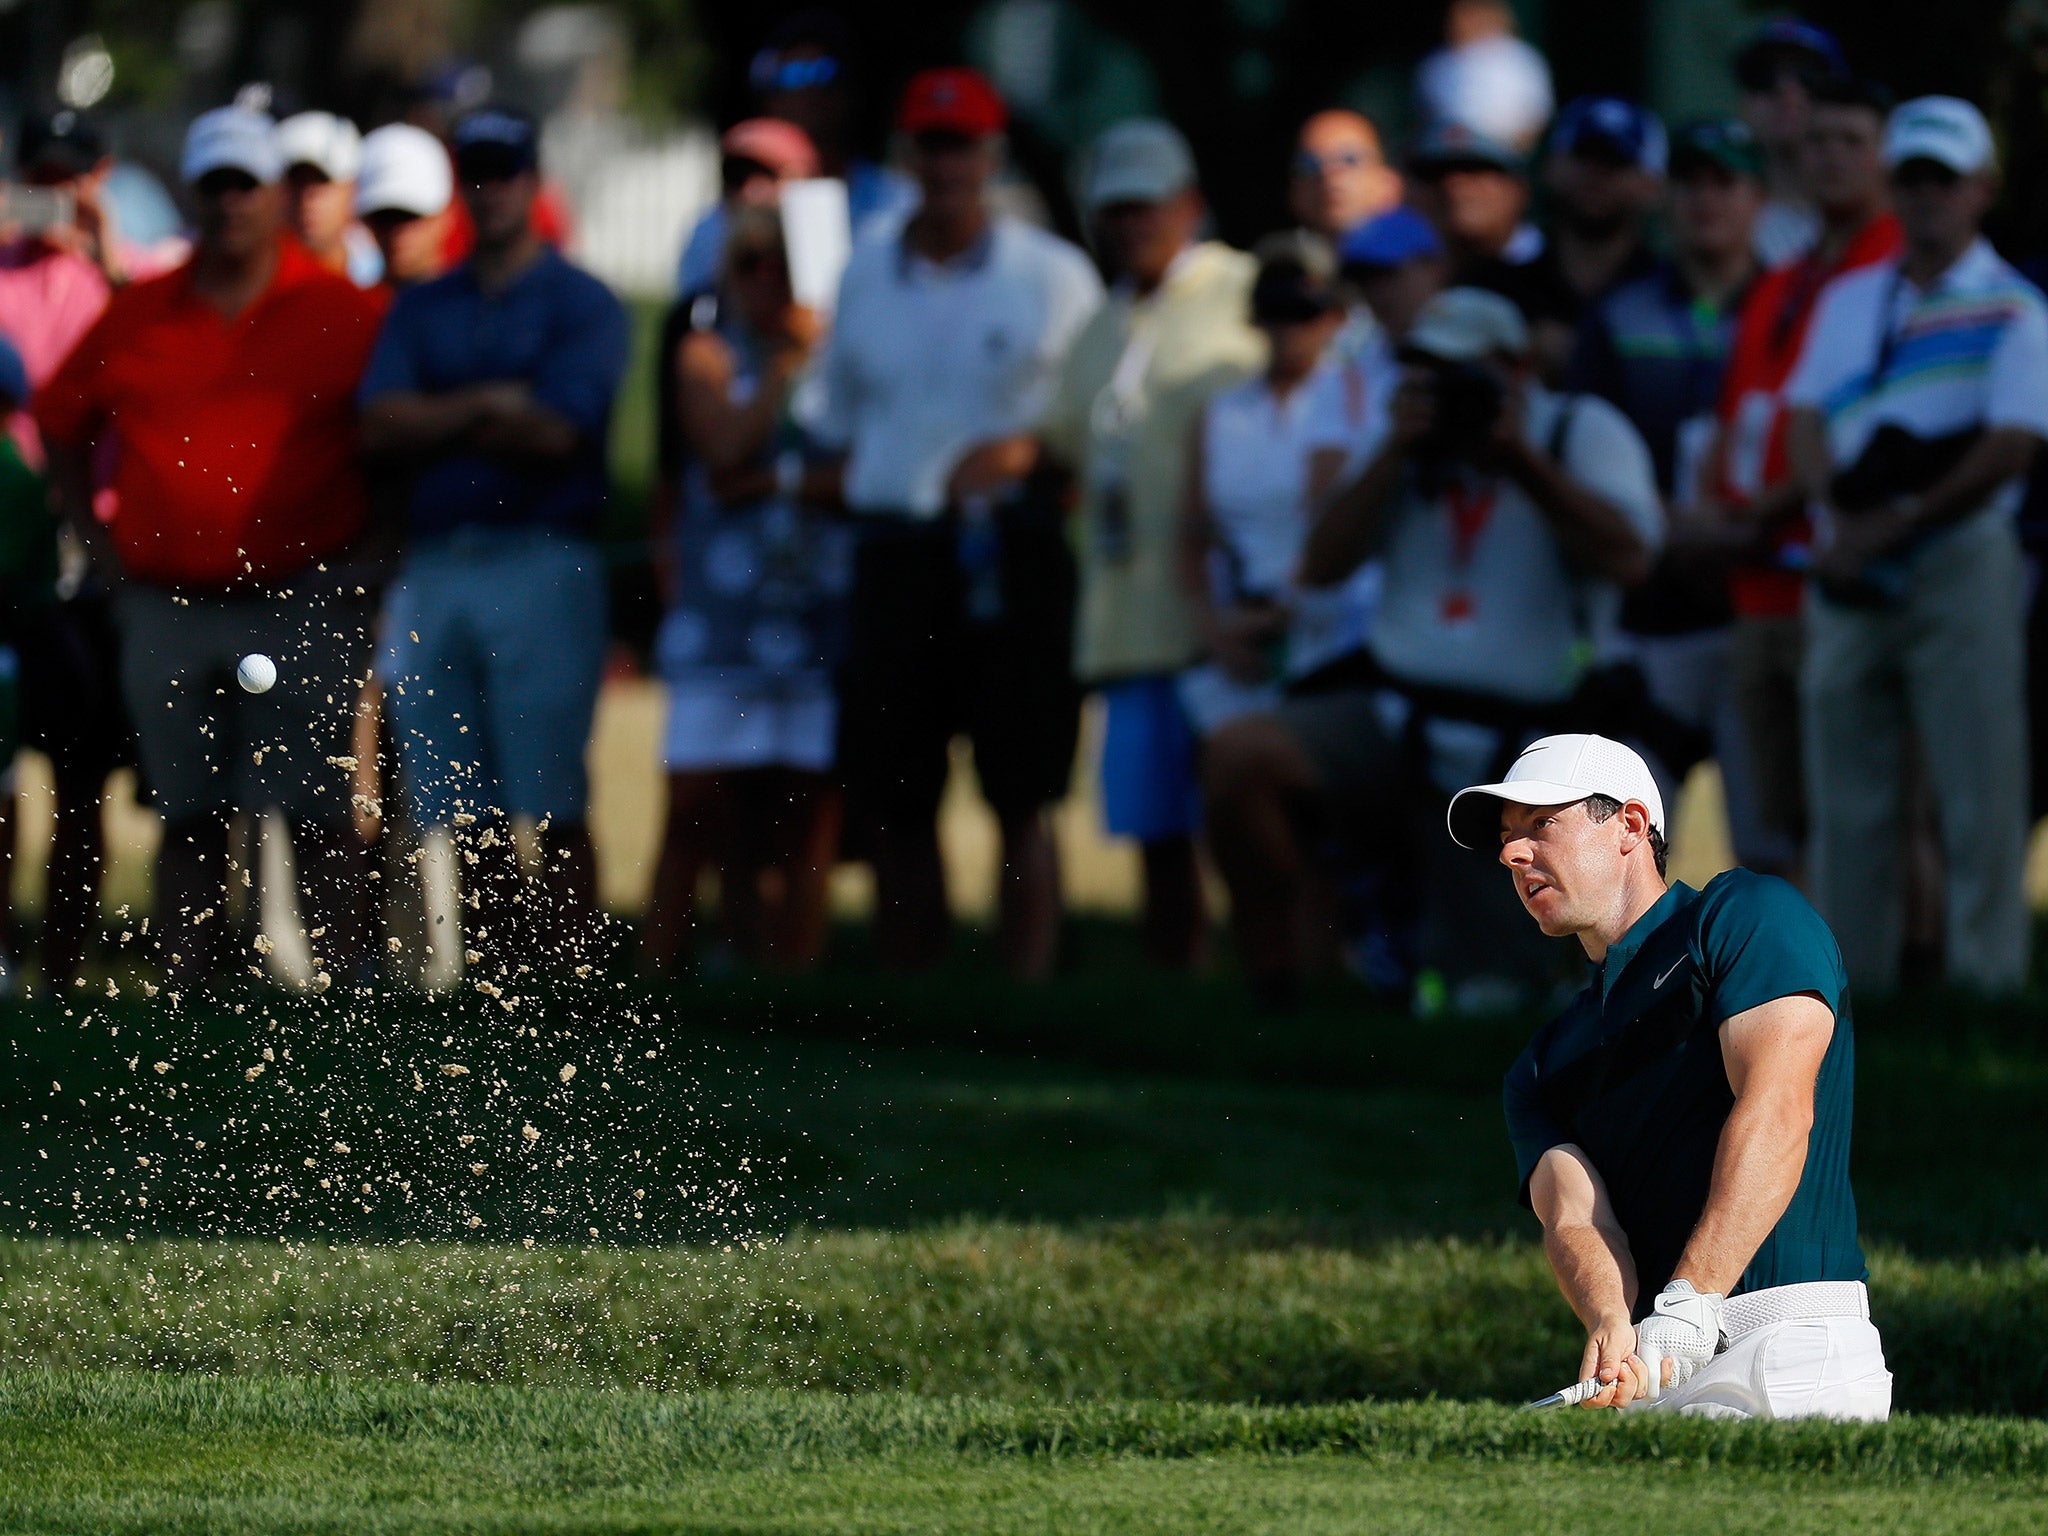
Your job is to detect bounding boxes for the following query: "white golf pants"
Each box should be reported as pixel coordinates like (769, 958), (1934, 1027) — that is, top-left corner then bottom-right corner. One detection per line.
(1626, 1280), (1892, 1422)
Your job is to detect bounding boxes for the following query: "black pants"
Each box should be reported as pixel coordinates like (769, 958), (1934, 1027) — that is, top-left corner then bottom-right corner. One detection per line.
(835, 507), (1079, 835)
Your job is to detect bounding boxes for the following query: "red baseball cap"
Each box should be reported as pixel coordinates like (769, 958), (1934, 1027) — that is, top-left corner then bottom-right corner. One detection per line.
(897, 67), (1007, 138)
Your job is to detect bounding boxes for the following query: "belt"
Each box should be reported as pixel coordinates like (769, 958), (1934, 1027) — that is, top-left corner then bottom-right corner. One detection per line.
(1722, 1280), (1869, 1340)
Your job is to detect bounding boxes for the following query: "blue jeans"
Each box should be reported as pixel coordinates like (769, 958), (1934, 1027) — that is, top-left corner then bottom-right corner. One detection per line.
(381, 528), (607, 829)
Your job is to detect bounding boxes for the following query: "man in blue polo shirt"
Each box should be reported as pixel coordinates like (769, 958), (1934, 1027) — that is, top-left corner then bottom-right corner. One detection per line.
(1449, 733), (1891, 1419)
(361, 105), (630, 962)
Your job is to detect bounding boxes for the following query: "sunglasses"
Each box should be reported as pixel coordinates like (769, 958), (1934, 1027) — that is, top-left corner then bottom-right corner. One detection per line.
(1891, 160), (1963, 190)
(751, 52), (841, 94)
(1294, 147), (1375, 177)
(721, 154), (777, 193)
(194, 168), (260, 197)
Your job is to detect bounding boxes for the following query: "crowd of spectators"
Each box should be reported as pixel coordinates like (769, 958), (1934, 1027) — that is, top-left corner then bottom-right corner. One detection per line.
(3, 10), (2046, 1013)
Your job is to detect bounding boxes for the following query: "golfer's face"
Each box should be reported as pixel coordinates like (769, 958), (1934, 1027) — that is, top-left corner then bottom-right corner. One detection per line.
(1498, 800), (1611, 936)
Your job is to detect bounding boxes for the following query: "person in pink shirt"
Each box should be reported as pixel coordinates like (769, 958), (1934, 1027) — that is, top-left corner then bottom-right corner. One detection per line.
(0, 108), (127, 991)
(0, 111), (120, 460)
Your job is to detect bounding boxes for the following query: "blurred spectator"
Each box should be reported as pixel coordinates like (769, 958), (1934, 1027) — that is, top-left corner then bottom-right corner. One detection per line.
(1733, 18), (1848, 266)
(1569, 118), (1765, 854)
(1415, 0), (1555, 153)
(1287, 111), (1402, 243)
(1179, 233), (1352, 740)
(678, 10), (917, 295)
(1408, 123), (1576, 358)
(1, 113), (119, 369)
(809, 68), (1100, 976)
(0, 111), (130, 988)
(36, 106), (385, 985)
(0, 334), (52, 992)
(1042, 119), (1261, 969)
(1207, 289), (1659, 1011)
(1335, 208), (1450, 355)
(678, 118), (820, 314)
(3, 111), (126, 291)
(278, 111), (382, 288)
(361, 107), (630, 965)
(645, 205), (849, 973)
(355, 123), (456, 292)
(1786, 97), (2048, 995)
(1708, 77), (1900, 877)
(1534, 97), (1664, 377)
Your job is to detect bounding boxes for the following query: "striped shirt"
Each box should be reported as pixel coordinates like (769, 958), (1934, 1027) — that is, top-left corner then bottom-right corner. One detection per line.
(1784, 239), (2048, 523)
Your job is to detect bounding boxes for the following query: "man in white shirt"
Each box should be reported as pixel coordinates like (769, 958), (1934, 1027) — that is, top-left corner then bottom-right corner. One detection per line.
(809, 67), (1102, 977)
(1203, 288), (1661, 1011)
(1785, 97), (2048, 996)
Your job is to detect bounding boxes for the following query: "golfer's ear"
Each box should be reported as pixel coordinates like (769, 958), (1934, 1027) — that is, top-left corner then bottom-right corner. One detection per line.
(1621, 800), (1651, 851)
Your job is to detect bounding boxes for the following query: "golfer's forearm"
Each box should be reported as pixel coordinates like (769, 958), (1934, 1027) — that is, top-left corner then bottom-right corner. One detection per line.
(1674, 1089), (1810, 1297)
(1544, 1220), (1639, 1331)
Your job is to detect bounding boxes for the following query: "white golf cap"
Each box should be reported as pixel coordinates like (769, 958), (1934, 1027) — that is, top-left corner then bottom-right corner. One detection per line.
(1885, 96), (1996, 176)
(182, 105), (285, 185)
(1085, 118), (1197, 211)
(277, 111), (363, 182)
(1447, 733), (1665, 850)
(355, 123), (453, 217)
(1404, 285), (1530, 364)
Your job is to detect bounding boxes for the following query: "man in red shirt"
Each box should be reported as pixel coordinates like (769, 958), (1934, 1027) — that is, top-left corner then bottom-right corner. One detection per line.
(37, 105), (386, 985)
(1706, 77), (1899, 875)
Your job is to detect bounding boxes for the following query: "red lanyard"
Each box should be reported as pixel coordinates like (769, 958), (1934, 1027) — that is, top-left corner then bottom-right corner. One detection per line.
(1446, 478), (1499, 568)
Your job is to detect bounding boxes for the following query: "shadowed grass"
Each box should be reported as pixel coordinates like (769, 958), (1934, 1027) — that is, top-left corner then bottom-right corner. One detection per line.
(0, 1227), (2042, 1415)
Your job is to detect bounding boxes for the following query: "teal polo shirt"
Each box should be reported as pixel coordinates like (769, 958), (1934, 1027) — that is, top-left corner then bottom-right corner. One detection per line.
(1504, 869), (1865, 1315)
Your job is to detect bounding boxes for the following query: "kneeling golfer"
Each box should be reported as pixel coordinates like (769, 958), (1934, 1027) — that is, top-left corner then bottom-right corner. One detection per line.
(1449, 734), (1892, 1419)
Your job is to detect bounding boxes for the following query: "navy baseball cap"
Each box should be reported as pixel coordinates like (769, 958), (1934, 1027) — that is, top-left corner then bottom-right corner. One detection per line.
(451, 106), (538, 179)
(1552, 97), (1667, 175)
(1734, 19), (1847, 91)
(1339, 206), (1444, 270)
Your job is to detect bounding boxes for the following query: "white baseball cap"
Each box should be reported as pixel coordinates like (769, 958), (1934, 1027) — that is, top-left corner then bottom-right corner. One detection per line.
(1885, 96), (1996, 176)
(1404, 286), (1531, 364)
(278, 111), (363, 182)
(1447, 733), (1665, 850)
(182, 105), (284, 185)
(354, 123), (453, 217)
(1085, 118), (1197, 211)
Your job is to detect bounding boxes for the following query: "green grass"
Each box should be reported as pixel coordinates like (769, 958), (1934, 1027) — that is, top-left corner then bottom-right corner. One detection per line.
(0, 1229), (2041, 1414)
(2, 1374), (2046, 1534)
(3, 940), (2046, 1524)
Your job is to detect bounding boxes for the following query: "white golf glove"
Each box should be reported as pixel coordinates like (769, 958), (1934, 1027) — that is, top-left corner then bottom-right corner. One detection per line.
(1634, 1279), (1727, 1390)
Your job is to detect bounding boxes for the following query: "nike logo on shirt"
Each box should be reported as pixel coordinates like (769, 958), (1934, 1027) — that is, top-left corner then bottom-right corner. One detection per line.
(1654, 959), (1686, 989)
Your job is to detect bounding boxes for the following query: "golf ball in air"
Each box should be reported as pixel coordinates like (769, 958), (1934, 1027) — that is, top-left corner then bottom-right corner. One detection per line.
(237, 653), (278, 694)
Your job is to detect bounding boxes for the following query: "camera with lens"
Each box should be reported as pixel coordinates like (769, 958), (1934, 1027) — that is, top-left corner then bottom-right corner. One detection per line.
(1403, 353), (1505, 463)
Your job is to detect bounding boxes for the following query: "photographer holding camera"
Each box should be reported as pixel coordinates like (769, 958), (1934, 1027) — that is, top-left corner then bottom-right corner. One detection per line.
(1204, 287), (1660, 1012)
(1783, 97), (2048, 996)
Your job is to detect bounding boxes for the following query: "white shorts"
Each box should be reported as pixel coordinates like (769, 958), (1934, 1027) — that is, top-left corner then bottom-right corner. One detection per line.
(1176, 664), (1279, 739)
(663, 682), (836, 774)
(1627, 1280), (1892, 1422)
